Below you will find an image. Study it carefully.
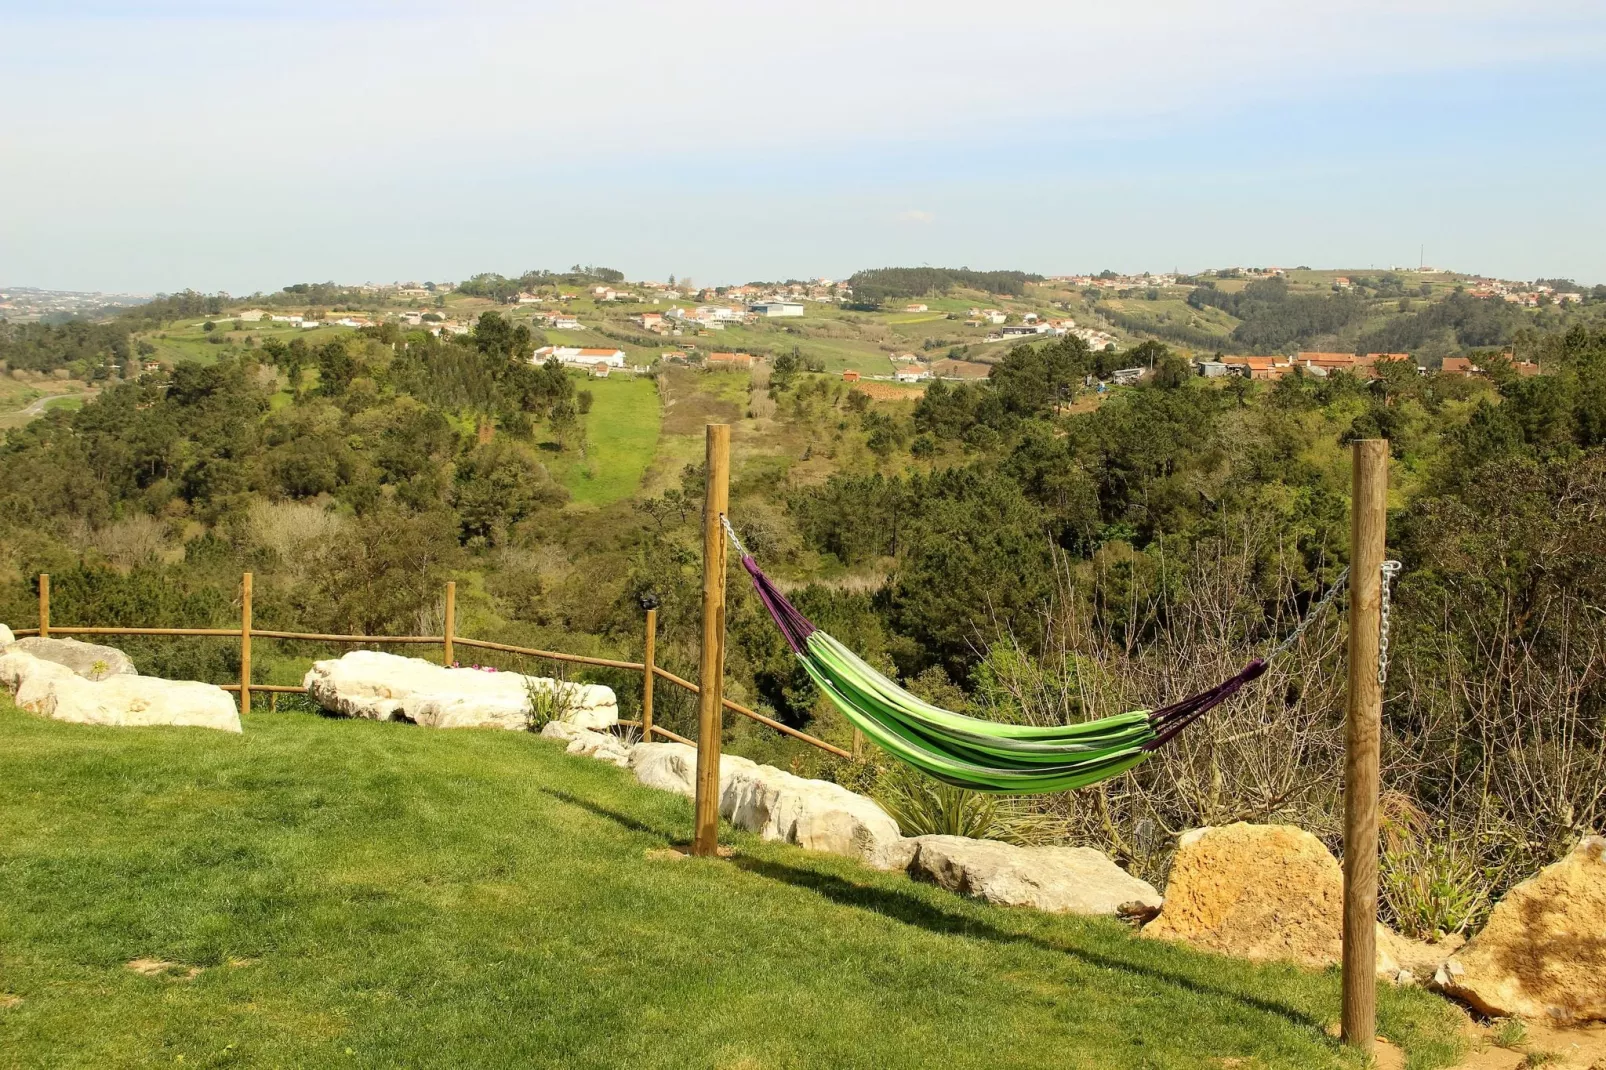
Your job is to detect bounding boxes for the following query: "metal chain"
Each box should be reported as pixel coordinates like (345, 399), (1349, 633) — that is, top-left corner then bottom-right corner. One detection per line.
(1378, 559), (1403, 686)
(719, 514), (749, 557)
(1268, 567), (1348, 662)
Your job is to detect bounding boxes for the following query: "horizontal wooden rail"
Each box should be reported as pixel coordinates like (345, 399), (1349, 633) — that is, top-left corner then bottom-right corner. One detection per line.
(644, 723), (693, 746)
(47, 626), (240, 637)
(653, 665), (851, 759)
(22, 573), (833, 758)
(451, 636), (645, 672)
(251, 630), (441, 644)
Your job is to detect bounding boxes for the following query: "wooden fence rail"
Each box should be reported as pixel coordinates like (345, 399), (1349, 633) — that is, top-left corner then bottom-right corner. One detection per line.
(24, 572), (844, 760)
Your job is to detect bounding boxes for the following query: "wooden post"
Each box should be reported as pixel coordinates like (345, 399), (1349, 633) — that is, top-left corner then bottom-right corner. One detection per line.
(642, 607), (658, 742)
(38, 574), (49, 638)
(443, 581), (456, 667)
(239, 572), (253, 718)
(692, 424), (731, 857)
(1342, 439), (1388, 1053)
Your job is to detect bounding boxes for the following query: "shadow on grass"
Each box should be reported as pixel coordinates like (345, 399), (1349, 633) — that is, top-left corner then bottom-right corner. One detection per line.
(547, 784), (1327, 1036)
(539, 787), (679, 840)
(731, 855), (1327, 1034)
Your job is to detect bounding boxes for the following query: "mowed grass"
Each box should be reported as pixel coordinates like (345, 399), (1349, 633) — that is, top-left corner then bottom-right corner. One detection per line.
(0, 703), (1463, 1069)
(556, 373), (662, 506)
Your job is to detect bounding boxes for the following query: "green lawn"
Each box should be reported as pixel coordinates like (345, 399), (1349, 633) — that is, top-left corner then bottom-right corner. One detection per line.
(0, 703), (1463, 1069)
(554, 373), (662, 507)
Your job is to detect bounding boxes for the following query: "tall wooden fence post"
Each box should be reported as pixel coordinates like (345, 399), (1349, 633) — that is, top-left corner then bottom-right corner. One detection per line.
(443, 581), (456, 666)
(239, 572), (253, 718)
(642, 607), (657, 742)
(1342, 439), (1388, 1053)
(38, 573), (49, 638)
(692, 424), (731, 857)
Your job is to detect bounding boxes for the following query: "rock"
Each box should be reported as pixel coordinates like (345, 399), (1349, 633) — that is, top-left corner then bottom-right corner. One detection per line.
(627, 741), (757, 799)
(9, 636), (136, 680)
(624, 742), (911, 869)
(301, 651), (617, 731)
(1382, 929), (1462, 985)
(0, 649), (239, 733)
(541, 721), (631, 767)
(0, 624), (14, 646)
(907, 835), (1162, 915)
(1142, 823), (1404, 975)
(1434, 836), (1606, 1022)
(720, 763), (910, 870)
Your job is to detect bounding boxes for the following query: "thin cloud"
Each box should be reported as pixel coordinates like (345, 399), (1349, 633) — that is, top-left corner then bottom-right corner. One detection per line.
(896, 210), (935, 224)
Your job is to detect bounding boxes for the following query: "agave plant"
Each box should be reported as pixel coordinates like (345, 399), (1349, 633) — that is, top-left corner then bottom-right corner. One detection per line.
(872, 763), (1063, 846)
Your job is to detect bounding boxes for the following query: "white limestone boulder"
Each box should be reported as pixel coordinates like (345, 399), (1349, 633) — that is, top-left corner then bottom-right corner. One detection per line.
(0, 648), (76, 709)
(0, 648), (239, 733)
(627, 741), (758, 799)
(721, 763), (911, 870)
(908, 835), (1162, 916)
(10, 636), (136, 680)
(0, 623), (14, 646)
(301, 650), (617, 731)
(541, 721), (631, 767)
(625, 742), (910, 869)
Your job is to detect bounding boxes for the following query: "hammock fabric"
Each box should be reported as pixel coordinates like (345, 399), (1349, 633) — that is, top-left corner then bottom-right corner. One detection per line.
(739, 552), (1267, 794)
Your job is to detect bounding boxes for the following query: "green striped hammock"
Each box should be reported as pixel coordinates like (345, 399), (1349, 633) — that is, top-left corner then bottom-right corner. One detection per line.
(737, 547), (1269, 795)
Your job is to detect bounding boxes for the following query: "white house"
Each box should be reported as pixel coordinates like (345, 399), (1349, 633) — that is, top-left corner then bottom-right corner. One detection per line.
(533, 346), (626, 369)
(893, 363), (928, 383)
(749, 301), (804, 317)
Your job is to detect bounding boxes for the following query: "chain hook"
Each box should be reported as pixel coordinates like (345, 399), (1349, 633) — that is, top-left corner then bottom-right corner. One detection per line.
(1378, 560), (1403, 686)
(720, 513), (749, 557)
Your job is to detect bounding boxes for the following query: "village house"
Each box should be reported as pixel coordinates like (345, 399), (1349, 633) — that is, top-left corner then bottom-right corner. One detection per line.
(1222, 355), (1292, 381)
(532, 346), (626, 369)
(893, 363), (927, 383)
(1296, 351), (1360, 376)
(904, 304), (928, 313)
(706, 351), (756, 369)
(841, 370), (861, 383)
(1440, 357), (1480, 376)
(635, 312), (664, 330)
(749, 301), (804, 318)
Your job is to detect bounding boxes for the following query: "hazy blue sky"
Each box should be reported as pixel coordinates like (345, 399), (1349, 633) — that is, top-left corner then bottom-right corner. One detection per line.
(3, 1), (1604, 293)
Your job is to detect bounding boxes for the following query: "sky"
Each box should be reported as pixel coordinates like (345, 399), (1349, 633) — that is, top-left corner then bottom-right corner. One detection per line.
(3, 0), (1605, 294)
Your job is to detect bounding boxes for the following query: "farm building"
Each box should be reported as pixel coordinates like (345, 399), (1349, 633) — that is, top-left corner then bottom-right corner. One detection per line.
(749, 301), (804, 317)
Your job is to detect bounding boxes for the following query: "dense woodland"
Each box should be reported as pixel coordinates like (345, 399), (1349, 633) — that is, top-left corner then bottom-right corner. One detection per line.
(1, 292), (1604, 937)
(846, 267), (1044, 306)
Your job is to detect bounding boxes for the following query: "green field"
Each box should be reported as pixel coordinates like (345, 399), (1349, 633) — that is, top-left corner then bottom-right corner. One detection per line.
(551, 373), (662, 507)
(138, 321), (351, 366)
(0, 703), (1463, 1069)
